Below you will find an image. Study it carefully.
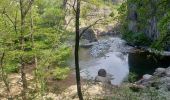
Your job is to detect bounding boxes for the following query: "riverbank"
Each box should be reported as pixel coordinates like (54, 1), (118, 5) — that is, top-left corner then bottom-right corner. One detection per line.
(1, 58), (170, 100)
(1, 35), (170, 99)
(47, 66), (170, 100)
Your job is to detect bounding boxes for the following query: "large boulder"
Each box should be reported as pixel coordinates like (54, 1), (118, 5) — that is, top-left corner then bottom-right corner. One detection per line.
(154, 68), (166, 76)
(135, 67), (170, 91)
(79, 27), (98, 43)
(136, 74), (152, 86)
(143, 74), (152, 80)
(95, 69), (112, 85)
(165, 67), (170, 77)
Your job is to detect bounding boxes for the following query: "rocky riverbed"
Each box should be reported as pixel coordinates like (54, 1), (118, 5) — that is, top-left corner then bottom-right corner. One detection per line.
(132, 66), (170, 99)
(80, 37), (133, 57)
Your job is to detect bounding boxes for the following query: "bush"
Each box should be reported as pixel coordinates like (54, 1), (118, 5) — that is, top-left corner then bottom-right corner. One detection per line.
(123, 31), (152, 46)
(52, 67), (70, 80)
(111, 86), (166, 100)
(128, 72), (138, 83)
(4, 64), (19, 73)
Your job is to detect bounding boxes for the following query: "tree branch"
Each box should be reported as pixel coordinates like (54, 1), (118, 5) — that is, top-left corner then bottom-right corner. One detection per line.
(0, 52), (12, 99)
(64, 17), (74, 29)
(2, 8), (18, 34)
(66, 2), (76, 13)
(79, 18), (102, 38)
(22, 0), (34, 19)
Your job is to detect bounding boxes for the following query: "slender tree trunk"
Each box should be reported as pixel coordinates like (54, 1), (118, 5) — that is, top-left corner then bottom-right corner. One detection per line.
(18, 0), (34, 99)
(0, 52), (12, 100)
(19, 0), (27, 99)
(30, 6), (37, 68)
(75, 0), (83, 100)
(63, 0), (68, 9)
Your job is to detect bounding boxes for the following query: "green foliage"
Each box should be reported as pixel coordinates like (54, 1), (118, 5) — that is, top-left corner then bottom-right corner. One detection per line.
(52, 67), (70, 80)
(111, 86), (166, 100)
(123, 31), (152, 46)
(0, 0), (72, 82)
(119, 0), (170, 50)
(4, 64), (19, 73)
(128, 72), (138, 83)
(151, 11), (170, 50)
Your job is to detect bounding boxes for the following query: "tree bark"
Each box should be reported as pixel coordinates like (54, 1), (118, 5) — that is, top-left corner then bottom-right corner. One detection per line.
(63, 0), (68, 9)
(19, 0), (27, 99)
(0, 52), (12, 100)
(19, 0), (34, 99)
(75, 0), (83, 100)
(30, 5), (37, 68)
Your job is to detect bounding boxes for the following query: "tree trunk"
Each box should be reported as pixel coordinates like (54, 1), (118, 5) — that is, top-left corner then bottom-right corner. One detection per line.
(19, 0), (32, 99)
(30, 5), (37, 68)
(75, 0), (83, 100)
(0, 52), (12, 100)
(63, 0), (68, 9)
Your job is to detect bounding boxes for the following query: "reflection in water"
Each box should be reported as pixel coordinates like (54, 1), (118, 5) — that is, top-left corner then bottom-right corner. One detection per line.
(80, 52), (129, 85)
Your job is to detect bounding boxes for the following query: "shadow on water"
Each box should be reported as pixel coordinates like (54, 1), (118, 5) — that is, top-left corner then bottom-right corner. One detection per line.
(128, 51), (170, 78)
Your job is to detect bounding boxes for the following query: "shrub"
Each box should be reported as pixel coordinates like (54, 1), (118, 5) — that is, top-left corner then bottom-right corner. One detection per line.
(128, 72), (138, 83)
(123, 31), (152, 46)
(52, 67), (70, 80)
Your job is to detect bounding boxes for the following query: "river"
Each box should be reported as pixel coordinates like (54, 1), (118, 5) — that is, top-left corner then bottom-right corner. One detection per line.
(68, 36), (170, 85)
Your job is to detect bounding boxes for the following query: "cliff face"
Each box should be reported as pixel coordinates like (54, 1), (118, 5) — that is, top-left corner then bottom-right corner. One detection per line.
(127, 0), (160, 40)
(122, 0), (170, 49)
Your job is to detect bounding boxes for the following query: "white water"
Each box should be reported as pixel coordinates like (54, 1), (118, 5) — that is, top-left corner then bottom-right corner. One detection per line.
(69, 37), (132, 85)
(78, 37), (132, 85)
(80, 52), (129, 85)
(71, 37), (170, 85)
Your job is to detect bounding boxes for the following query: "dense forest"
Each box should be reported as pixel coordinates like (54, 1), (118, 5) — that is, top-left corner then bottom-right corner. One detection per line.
(0, 0), (170, 100)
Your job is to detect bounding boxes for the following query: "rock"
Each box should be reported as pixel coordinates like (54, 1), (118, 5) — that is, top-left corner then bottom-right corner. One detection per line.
(136, 74), (154, 86)
(143, 74), (152, 80)
(95, 69), (112, 85)
(90, 37), (131, 57)
(167, 84), (170, 91)
(154, 68), (166, 76)
(165, 67), (170, 77)
(165, 71), (170, 77)
(157, 77), (170, 92)
(97, 69), (107, 77)
(134, 66), (170, 99)
(80, 42), (97, 48)
(160, 77), (170, 83)
(130, 84), (145, 92)
(79, 27), (98, 43)
(90, 40), (110, 57)
(151, 81), (160, 89)
(155, 68), (166, 73)
(95, 76), (111, 85)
